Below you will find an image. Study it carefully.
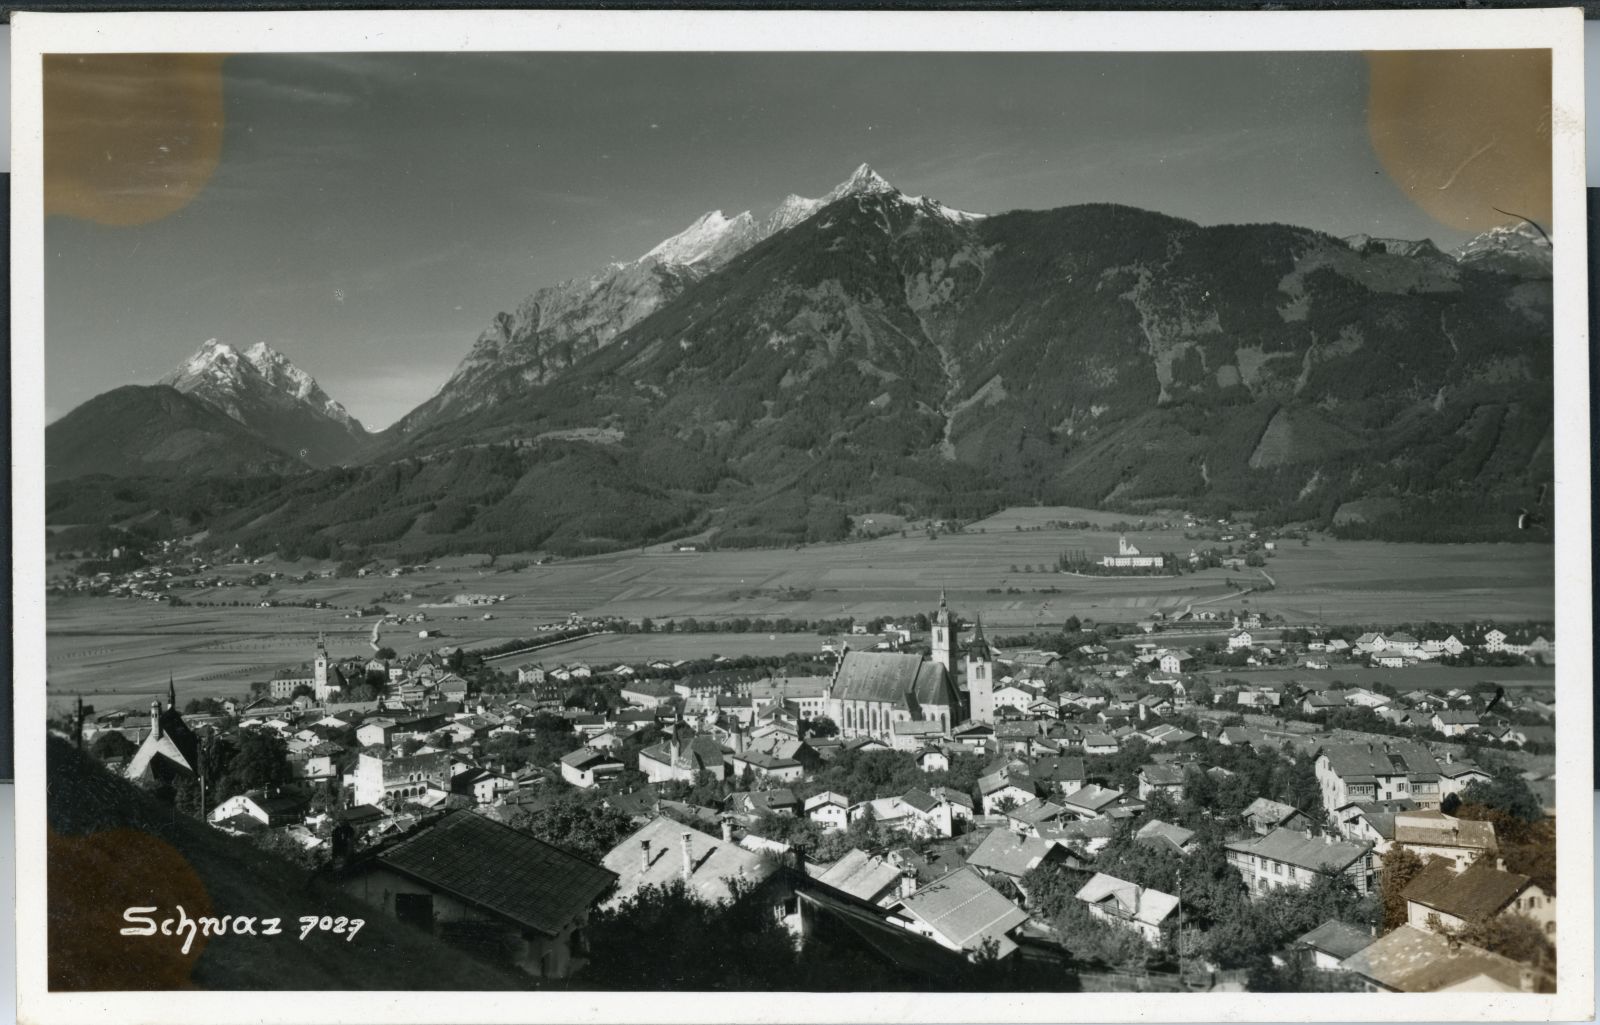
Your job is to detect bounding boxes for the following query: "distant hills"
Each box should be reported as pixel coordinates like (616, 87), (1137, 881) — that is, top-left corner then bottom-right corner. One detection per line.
(46, 166), (1555, 555)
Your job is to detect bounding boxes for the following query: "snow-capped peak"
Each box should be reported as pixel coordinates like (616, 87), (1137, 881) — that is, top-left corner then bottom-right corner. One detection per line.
(821, 163), (899, 204)
(160, 339), (360, 429)
(643, 209), (759, 267)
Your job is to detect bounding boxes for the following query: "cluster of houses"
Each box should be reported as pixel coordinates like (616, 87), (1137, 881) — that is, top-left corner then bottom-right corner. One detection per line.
(73, 596), (1556, 992)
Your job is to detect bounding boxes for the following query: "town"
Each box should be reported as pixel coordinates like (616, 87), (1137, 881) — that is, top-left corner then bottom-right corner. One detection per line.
(54, 572), (1560, 994)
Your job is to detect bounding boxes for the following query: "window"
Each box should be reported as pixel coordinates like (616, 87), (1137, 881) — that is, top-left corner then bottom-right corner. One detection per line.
(395, 892), (434, 930)
(1274, 863), (1284, 875)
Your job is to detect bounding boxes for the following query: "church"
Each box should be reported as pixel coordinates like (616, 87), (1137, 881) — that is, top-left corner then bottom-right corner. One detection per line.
(823, 592), (997, 741)
(124, 678), (201, 787)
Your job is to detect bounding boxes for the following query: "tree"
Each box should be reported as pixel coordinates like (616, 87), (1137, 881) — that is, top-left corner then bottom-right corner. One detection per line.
(290, 684), (315, 700)
(1378, 846), (1428, 931)
(89, 730), (136, 763)
(375, 646), (397, 660)
(1457, 913), (1556, 978)
(803, 715), (839, 739)
(501, 788), (634, 863)
(1458, 776), (1544, 823)
(222, 729), (292, 798)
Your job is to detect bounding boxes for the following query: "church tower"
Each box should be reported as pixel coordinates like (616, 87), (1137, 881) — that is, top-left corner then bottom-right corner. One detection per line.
(964, 613), (997, 724)
(313, 632), (331, 701)
(931, 589), (955, 675)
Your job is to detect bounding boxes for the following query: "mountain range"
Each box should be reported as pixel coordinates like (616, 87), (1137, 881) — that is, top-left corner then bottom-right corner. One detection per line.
(45, 165), (1555, 554)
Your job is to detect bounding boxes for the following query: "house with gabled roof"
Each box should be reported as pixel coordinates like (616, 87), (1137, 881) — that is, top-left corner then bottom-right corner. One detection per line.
(1005, 797), (1066, 837)
(602, 816), (775, 907)
(1074, 873), (1179, 946)
(1135, 818), (1196, 856)
(335, 810), (616, 979)
(1339, 924), (1545, 992)
(1392, 809), (1497, 871)
(1316, 741), (1446, 813)
(968, 827), (1080, 888)
(1226, 827), (1374, 897)
(1241, 796), (1312, 835)
(1294, 919), (1376, 971)
(887, 865), (1029, 960)
(1060, 783), (1125, 821)
(1137, 763), (1187, 801)
(816, 848), (907, 906)
(1402, 858), (1554, 937)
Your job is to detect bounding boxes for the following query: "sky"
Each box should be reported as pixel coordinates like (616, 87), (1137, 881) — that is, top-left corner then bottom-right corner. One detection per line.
(43, 50), (1552, 429)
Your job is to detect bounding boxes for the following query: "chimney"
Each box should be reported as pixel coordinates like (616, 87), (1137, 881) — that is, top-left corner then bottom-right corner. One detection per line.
(899, 870), (918, 898)
(151, 700), (163, 740)
(680, 832), (694, 883)
(1496, 857), (1506, 872)
(1446, 934), (1461, 954)
(670, 735), (681, 768)
(1520, 967), (1537, 993)
(721, 818), (734, 843)
(640, 839), (652, 873)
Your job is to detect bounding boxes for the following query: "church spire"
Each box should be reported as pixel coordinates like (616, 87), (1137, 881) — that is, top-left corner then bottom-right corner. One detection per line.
(167, 672), (177, 711)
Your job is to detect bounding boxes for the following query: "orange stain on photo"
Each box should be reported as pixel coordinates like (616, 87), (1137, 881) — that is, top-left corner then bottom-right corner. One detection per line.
(45, 53), (228, 226)
(1366, 50), (1552, 235)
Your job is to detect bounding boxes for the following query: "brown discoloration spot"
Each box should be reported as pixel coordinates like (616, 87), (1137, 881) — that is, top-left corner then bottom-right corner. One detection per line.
(45, 53), (227, 226)
(1366, 50), (1551, 234)
(48, 827), (212, 990)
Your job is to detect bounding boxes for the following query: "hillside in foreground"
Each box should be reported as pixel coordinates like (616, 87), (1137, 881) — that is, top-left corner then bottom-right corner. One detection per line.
(45, 736), (525, 991)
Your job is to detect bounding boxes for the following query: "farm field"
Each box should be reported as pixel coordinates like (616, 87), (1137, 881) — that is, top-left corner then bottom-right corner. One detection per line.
(484, 632), (832, 667)
(45, 511), (1553, 711)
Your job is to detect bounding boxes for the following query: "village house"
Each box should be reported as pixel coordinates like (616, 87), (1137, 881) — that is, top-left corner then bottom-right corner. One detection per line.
(814, 848), (908, 906)
(353, 750), (451, 807)
(1238, 797), (1311, 835)
(887, 866), (1029, 961)
(1225, 827), (1375, 897)
(560, 747), (624, 789)
(1392, 809), (1497, 871)
(637, 733), (729, 784)
(1339, 925), (1544, 993)
(1074, 873), (1179, 946)
(603, 817), (776, 906)
(1293, 920), (1377, 972)
(1059, 783), (1126, 821)
(1315, 741), (1448, 813)
(207, 789), (307, 830)
(1431, 709), (1481, 737)
(1402, 858), (1555, 938)
(335, 811), (616, 980)
(1137, 763), (1186, 801)
(1134, 818), (1197, 856)
(804, 791), (851, 832)
(968, 828), (1079, 890)
(1227, 629), (1254, 652)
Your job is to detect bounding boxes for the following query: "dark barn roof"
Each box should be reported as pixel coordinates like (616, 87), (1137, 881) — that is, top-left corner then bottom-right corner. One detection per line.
(376, 811), (616, 936)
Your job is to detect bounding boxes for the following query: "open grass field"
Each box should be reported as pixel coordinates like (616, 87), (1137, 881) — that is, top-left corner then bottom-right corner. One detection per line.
(45, 510), (1553, 709)
(1190, 664), (1555, 693)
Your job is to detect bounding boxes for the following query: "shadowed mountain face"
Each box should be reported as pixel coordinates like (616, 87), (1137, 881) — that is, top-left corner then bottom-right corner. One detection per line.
(46, 169), (1553, 555)
(44, 385), (304, 483)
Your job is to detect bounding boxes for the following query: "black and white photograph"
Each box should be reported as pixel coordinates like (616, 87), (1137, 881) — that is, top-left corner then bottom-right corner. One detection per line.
(11, 8), (1593, 1024)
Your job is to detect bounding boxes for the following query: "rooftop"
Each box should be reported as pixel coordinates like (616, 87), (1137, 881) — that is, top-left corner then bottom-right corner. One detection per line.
(375, 811), (616, 936)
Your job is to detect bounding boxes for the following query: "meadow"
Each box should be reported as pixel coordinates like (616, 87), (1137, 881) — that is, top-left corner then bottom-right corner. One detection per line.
(45, 513), (1553, 711)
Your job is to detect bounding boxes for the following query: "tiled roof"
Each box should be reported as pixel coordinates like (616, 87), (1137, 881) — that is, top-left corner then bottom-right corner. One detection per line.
(831, 651), (955, 709)
(1296, 919), (1377, 960)
(816, 849), (903, 902)
(1062, 784), (1123, 813)
(895, 866), (1028, 956)
(1225, 827), (1368, 873)
(1134, 818), (1195, 853)
(1402, 859), (1530, 920)
(1075, 873), (1179, 927)
(1007, 797), (1065, 826)
(1140, 763), (1186, 786)
(1242, 797), (1303, 825)
(1320, 741), (1441, 783)
(1339, 924), (1530, 992)
(601, 816), (772, 905)
(377, 811), (616, 936)
(1393, 811), (1497, 851)
(968, 828), (1059, 878)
